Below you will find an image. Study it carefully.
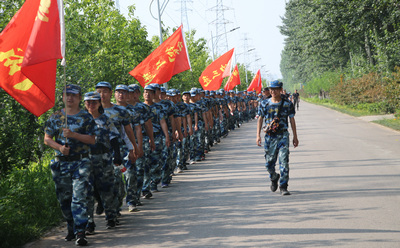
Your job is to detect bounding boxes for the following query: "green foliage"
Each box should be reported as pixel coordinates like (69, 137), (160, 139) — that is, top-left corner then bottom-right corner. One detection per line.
(280, 0), (400, 87)
(0, 91), (46, 177)
(383, 67), (400, 113)
(330, 72), (387, 106)
(0, 154), (62, 248)
(303, 71), (341, 95)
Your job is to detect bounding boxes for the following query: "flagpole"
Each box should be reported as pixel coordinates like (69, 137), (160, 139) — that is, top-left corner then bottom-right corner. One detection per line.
(58, 0), (68, 146)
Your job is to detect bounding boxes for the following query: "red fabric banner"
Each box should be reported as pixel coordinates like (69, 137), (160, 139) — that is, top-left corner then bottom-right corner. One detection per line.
(199, 48), (234, 90)
(0, 0), (63, 117)
(129, 25), (191, 87)
(247, 69), (262, 94)
(224, 64), (241, 91)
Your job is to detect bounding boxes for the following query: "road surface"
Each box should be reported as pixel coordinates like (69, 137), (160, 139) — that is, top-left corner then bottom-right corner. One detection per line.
(26, 101), (400, 247)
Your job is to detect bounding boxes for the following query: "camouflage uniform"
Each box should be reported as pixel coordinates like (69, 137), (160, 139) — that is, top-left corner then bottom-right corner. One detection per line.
(127, 101), (153, 202)
(142, 102), (167, 195)
(174, 100), (189, 170)
(88, 114), (119, 226)
(45, 110), (97, 235)
(103, 104), (133, 214)
(258, 97), (295, 188)
(157, 98), (177, 187)
(124, 104), (142, 208)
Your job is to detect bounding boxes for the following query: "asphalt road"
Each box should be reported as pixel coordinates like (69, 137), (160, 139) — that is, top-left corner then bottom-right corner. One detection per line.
(26, 101), (400, 248)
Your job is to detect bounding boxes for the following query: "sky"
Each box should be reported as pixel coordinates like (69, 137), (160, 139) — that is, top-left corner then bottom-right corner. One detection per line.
(118, 0), (287, 82)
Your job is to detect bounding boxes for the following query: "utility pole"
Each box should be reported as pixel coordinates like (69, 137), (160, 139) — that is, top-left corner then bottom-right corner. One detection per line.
(177, 0), (192, 32)
(208, 0), (232, 58)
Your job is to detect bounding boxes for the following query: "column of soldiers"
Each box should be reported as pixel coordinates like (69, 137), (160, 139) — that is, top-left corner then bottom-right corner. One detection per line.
(44, 82), (260, 246)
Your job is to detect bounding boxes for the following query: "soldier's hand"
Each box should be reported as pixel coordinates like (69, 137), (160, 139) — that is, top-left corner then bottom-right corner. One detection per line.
(194, 125), (198, 131)
(63, 128), (74, 138)
(149, 139), (156, 151)
(165, 138), (170, 148)
(59, 145), (70, 155)
(293, 136), (299, 148)
(256, 136), (262, 147)
(137, 146), (144, 158)
(128, 150), (136, 163)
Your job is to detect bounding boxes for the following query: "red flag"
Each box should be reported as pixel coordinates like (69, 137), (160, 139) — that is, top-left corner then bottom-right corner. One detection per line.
(0, 0), (64, 117)
(199, 48), (234, 90)
(247, 69), (262, 94)
(129, 25), (191, 87)
(224, 64), (241, 91)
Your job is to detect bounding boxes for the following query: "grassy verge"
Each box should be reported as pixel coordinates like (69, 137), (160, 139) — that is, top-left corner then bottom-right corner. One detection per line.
(0, 153), (62, 248)
(373, 118), (400, 131)
(304, 97), (400, 131)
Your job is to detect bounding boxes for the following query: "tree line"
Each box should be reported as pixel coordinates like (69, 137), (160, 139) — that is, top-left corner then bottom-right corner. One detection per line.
(280, 0), (400, 103)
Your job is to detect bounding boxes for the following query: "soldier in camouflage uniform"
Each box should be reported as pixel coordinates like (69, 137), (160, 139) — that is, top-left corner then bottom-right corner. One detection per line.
(127, 84), (155, 207)
(142, 84), (170, 197)
(159, 87), (182, 187)
(181, 91), (194, 166)
(84, 92), (121, 234)
(114, 84), (143, 213)
(256, 80), (299, 196)
(95, 82), (139, 219)
(44, 84), (97, 246)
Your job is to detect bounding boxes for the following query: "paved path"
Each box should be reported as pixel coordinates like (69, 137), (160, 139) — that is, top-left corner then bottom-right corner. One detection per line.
(26, 101), (400, 248)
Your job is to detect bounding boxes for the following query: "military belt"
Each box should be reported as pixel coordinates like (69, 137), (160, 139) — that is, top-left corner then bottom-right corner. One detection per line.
(90, 146), (110, 155)
(56, 153), (89, 162)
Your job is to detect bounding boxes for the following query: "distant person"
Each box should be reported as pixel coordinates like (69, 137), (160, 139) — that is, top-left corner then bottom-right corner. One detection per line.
(256, 80), (298, 196)
(292, 89), (300, 111)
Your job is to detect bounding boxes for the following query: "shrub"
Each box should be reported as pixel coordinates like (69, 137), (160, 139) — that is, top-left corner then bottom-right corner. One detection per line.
(0, 155), (62, 248)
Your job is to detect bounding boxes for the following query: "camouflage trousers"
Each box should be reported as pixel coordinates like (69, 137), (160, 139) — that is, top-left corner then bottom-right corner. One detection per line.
(184, 136), (190, 163)
(135, 136), (150, 200)
(143, 135), (163, 193)
(176, 138), (184, 169)
(125, 158), (138, 207)
(87, 153), (117, 223)
(50, 157), (91, 234)
(162, 138), (177, 185)
(192, 123), (204, 160)
(264, 131), (290, 187)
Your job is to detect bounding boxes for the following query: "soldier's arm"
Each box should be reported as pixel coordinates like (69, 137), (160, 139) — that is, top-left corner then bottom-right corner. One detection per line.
(124, 124), (138, 155)
(144, 119), (155, 151)
(44, 133), (70, 155)
(290, 117), (299, 148)
(256, 116), (263, 147)
(134, 125), (144, 157)
(160, 119), (170, 147)
(62, 128), (95, 145)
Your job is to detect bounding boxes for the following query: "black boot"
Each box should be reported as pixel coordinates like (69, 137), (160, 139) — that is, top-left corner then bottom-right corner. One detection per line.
(270, 174), (280, 192)
(279, 184), (291, 196)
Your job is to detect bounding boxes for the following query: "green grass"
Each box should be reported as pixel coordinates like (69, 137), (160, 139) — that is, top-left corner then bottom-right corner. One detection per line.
(0, 153), (62, 248)
(304, 97), (400, 131)
(305, 98), (390, 116)
(373, 118), (400, 131)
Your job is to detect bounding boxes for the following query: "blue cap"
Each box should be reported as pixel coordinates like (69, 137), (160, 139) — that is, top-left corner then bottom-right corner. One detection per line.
(160, 87), (167, 93)
(144, 84), (156, 91)
(175, 89), (181, 95)
(210, 91), (215, 96)
(149, 83), (160, 90)
(269, 80), (283, 88)
(115, 84), (129, 91)
(64, 84), (81, 94)
(95, 81), (112, 90)
(182, 91), (190, 95)
(128, 84), (141, 92)
(166, 89), (176, 96)
(190, 88), (198, 96)
(84, 91), (101, 101)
